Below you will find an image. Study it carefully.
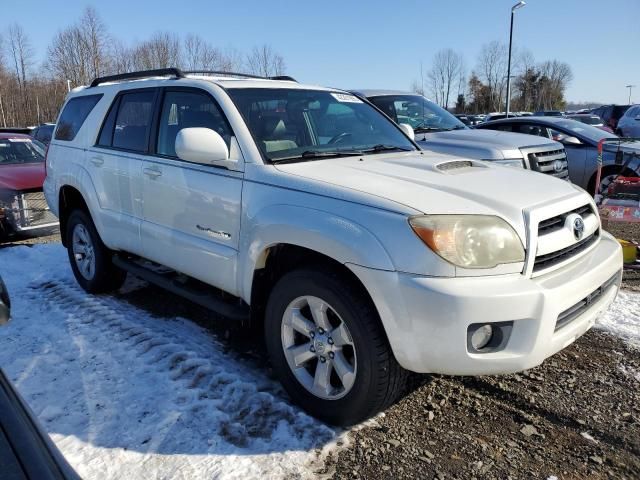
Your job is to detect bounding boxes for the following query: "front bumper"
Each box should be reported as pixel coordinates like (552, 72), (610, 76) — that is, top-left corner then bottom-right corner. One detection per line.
(349, 231), (623, 375)
(0, 191), (58, 234)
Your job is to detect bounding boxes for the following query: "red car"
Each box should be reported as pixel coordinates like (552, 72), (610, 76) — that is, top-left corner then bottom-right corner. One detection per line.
(0, 133), (58, 237)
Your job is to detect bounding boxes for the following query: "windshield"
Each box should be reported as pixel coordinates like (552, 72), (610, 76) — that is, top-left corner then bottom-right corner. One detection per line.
(367, 95), (467, 132)
(0, 138), (45, 165)
(570, 115), (603, 126)
(227, 88), (416, 162)
(553, 119), (617, 141)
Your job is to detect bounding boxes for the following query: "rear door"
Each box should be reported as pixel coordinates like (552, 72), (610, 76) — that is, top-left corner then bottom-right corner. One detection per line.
(89, 89), (158, 255)
(140, 87), (243, 295)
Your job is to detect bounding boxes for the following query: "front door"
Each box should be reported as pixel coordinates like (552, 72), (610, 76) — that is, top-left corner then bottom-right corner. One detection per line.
(140, 88), (243, 296)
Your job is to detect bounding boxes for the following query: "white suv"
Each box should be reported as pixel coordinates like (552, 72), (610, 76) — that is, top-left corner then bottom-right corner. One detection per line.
(44, 68), (622, 425)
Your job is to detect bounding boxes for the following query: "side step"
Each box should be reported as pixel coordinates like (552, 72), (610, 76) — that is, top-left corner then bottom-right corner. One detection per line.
(113, 256), (250, 322)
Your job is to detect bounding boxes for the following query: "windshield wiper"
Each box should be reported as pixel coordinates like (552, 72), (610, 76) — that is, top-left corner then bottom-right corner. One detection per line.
(271, 150), (364, 164)
(361, 144), (413, 154)
(413, 126), (445, 133)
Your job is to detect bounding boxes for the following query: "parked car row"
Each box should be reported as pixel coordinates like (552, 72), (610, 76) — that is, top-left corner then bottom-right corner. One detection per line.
(476, 116), (640, 194)
(38, 68), (622, 426)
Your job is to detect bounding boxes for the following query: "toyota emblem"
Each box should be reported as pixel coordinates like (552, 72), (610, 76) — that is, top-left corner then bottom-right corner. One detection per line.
(553, 159), (564, 173)
(573, 217), (585, 240)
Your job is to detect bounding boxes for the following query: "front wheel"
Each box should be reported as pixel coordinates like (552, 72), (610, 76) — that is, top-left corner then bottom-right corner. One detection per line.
(264, 268), (407, 426)
(66, 210), (126, 293)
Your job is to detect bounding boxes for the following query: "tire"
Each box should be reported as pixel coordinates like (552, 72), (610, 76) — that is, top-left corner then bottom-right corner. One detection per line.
(264, 267), (407, 426)
(65, 209), (126, 293)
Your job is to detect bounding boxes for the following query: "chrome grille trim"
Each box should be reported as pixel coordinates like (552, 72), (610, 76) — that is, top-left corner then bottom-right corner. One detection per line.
(523, 146), (570, 179)
(538, 204), (594, 236)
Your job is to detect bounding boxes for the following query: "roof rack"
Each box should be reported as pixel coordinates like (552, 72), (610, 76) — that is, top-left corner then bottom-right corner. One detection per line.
(89, 68), (185, 87)
(88, 68), (297, 88)
(185, 70), (297, 82)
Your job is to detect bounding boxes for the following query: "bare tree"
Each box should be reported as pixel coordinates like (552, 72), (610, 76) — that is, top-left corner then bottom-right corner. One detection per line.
(245, 44), (285, 77)
(183, 34), (221, 71)
(476, 41), (507, 111)
(47, 7), (110, 88)
(6, 24), (34, 88)
(426, 49), (464, 108)
(131, 32), (182, 70)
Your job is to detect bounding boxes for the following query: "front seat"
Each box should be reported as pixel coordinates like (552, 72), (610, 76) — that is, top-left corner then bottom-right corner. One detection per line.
(258, 117), (298, 154)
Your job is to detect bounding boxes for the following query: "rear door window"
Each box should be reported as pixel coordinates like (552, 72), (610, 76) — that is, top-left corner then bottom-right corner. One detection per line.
(111, 91), (156, 152)
(54, 94), (102, 141)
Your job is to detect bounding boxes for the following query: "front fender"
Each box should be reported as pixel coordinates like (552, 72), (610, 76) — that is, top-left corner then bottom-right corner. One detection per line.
(238, 204), (395, 303)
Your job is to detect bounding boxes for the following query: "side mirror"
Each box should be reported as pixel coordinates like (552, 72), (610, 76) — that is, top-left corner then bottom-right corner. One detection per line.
(560, 135), (581, 146)
(175, 127), (229, 165)
(0, 277), (10, 326)
(399, 123), (415, 141)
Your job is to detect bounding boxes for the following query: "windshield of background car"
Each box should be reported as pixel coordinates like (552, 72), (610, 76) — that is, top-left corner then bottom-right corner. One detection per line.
(0, 138), (45, 165)
(570, 115), (602, 125)
(553, 119), (618, 141)
(368, 95), (466, 132)
(227, 88), (416, 162)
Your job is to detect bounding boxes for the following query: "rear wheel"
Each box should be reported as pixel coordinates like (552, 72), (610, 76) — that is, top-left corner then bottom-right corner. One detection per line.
(264, 268), (407, 426)
(66, 210), (126, 293)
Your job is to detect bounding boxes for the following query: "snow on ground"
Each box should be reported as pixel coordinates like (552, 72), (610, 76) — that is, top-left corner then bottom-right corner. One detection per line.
(0, 244), (344, 480)
(597, 290), (640, 349)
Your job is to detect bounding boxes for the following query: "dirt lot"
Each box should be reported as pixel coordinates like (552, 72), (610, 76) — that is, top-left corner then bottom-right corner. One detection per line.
(2, 226), (639, 480)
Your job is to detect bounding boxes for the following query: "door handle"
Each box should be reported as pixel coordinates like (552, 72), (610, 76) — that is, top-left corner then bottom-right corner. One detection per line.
(143, 167), (162, 178)
(90, 156), (104, 166)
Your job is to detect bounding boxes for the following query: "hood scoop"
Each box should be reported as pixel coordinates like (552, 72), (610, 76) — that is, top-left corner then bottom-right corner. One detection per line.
(436, 160), (482, 173)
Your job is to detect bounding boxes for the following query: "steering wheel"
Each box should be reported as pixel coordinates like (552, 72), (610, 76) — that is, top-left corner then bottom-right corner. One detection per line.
(328, 132), (352, 144)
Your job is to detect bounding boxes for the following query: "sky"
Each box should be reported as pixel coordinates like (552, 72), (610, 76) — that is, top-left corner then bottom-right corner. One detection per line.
(4, 0), (640, 105)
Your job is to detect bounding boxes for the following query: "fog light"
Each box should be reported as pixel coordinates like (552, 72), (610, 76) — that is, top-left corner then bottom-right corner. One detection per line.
(471, 324), (493, 350)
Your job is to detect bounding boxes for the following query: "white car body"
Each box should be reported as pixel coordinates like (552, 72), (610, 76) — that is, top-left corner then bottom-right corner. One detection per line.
(44, 74), (622, 379)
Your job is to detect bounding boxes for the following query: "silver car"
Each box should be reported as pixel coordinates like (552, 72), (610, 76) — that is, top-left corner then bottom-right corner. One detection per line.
(477, 116), (640, 193)
(617, 105), (640, 138)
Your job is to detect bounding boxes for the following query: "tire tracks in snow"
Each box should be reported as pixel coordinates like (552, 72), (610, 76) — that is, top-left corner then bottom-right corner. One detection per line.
(29, 277), (338, 469)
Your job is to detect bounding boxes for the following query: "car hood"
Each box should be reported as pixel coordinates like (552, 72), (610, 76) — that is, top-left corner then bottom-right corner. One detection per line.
(0, 162), (46, 191)
(275, 152), (583, 238)
(416, 129), (560, 160)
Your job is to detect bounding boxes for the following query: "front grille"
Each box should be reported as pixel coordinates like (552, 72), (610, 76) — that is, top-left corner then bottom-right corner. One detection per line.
(528, 148), (569, 179)
(14, 192), (58, 229)
(555, 272), (621, 331)
(538, 204), (593, 236)
(533, 231), (599, 272)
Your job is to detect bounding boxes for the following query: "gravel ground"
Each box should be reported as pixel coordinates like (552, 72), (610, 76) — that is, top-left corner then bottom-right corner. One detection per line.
(2, 226), (639, 480)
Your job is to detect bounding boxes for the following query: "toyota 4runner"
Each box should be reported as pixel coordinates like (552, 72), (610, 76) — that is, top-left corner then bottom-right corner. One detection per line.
(44, 69), (622, 426)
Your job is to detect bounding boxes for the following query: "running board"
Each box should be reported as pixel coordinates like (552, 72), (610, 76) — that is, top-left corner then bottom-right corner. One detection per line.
(113, 256), (250, 322)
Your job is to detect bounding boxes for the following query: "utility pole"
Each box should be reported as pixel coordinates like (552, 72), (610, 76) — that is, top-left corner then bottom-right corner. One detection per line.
(626, 84), (636, 104)
(505, 1), (526, 117)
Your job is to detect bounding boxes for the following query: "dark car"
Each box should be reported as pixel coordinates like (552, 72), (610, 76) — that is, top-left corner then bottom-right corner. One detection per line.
(31, 123), (56, 146)
(455, 114), (472, 126)
(0, 275), (80, 479)
(567, 114), (613, 133)
(591, 104), (632, 133)
(533, 110), (564, 117)
(477, 116), (640, 194)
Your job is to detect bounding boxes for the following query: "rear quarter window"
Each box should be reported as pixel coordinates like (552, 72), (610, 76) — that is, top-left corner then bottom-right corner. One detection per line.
(54, 94), (103, 141)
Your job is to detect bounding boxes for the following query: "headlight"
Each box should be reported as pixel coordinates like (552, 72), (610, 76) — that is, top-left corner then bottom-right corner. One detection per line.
(493, 159), (524, 168)
(409, 215), (525, 268)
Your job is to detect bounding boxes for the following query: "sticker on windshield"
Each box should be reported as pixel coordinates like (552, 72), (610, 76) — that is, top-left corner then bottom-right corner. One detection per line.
(331, 93), (362, 103)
